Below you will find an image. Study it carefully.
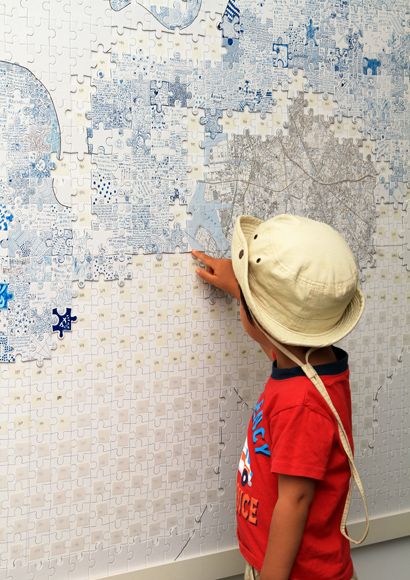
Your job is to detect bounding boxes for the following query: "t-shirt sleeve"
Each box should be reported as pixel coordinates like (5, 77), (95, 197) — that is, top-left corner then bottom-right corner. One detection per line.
(270, 404), (335, 480)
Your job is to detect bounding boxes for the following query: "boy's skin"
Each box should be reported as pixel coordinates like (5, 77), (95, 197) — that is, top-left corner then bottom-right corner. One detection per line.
(192, 250), (337, 580)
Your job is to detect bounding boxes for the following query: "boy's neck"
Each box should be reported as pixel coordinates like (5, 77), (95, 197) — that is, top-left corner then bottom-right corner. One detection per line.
(253, 321), (337, 369)
(275, 344), (337, 369)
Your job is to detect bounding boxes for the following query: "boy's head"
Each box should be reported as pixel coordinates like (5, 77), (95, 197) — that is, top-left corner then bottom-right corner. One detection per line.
(232, 214), (364, 349)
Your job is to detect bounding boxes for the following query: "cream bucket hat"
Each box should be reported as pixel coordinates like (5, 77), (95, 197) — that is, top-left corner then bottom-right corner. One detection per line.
(232, 214), (369, 544)
(232, 213), (365, 347)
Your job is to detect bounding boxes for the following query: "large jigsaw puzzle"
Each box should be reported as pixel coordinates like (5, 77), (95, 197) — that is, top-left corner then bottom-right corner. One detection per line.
(0, 0), (409, 578)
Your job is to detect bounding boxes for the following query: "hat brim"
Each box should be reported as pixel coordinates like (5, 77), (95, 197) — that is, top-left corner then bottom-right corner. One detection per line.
(232, 215), (365, 347)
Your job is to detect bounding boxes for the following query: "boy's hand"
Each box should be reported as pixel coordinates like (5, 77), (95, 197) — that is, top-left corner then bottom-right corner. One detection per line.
(192, 250), (240, 300)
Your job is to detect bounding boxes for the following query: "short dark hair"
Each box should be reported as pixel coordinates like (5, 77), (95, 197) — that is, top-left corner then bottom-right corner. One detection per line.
(239, 287), (254, 325)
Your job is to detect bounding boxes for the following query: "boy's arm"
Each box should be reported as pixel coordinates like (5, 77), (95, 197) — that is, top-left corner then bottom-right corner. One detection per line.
(260, 474), (316, 580)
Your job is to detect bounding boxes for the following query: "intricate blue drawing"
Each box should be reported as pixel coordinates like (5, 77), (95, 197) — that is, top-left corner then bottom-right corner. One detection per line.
(200, 109), (224, 139)
(305, 18), (319, 46)
(87, 58), (190, 259)
(0, 283), (13, 309)
(0, 61), (73, 362)
(168, 77), (192, 108)
(150, 80), (171, 113)
(0, 335), (14, 363)
(147, 1), (202, 29)
(218, 0), (242, 44)
(224, 0), (240, 22)
(45, 228), (73, 264)
(0, 205), (13, 230)
(110, 0), (131, 10)
(87, 0), (408, 267)
(273, 43), (289, 68)
(186, 182), (230, 252)
(363, 58), (381, 75)
(110, 1), (202, 29)
(52, 308), (77, 338)
(73, 250), (133, 287)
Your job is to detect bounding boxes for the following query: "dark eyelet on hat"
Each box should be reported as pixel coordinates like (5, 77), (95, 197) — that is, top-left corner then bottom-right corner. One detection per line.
(254, 234), (258, 239)
(239, 249), (244, 259)
(256, 258), (261, 263)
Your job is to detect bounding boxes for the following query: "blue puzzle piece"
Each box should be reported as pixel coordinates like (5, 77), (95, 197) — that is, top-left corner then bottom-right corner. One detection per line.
(363, 57), (381, 75)
(0, 205), (13, 231)
(0, 283), (13, 309)
(200, 109), (223, 139)
(168, 76), (192, 108)
(52, 308), (77, 338)
(150, 80), (170, 113)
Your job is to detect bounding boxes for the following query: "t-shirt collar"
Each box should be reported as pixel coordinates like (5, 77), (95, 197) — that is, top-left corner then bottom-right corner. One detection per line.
(271, 346), (348, 380)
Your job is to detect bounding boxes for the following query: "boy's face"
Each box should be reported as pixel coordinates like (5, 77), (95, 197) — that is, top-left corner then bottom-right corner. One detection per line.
(239, 302), (274, 351)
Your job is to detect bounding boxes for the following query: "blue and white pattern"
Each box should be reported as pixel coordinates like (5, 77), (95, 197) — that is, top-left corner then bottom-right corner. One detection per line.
(91, 0), (408, 263)
(110, 0), (202, 29)
(0, 62), (73, 362)
(1, 0), (409, 362)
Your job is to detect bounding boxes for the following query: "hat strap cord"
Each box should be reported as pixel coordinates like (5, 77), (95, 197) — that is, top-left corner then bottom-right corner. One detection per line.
(267, 339), (370, 545)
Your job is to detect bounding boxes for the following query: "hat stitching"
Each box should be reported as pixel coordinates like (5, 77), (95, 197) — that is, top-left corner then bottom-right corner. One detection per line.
(247, 259), (358, 290)
(247, 235), (358, 286)
(247, 267), (358, 296)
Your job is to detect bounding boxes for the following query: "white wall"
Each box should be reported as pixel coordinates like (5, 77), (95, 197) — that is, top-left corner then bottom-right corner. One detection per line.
(221, 537), (410, 580)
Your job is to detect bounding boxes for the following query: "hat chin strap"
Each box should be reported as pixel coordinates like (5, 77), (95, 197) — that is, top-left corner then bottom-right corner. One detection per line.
(266, 334), (370, 545)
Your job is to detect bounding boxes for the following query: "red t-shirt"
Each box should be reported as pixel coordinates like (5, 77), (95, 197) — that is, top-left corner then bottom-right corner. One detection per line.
(236, 347), (354, 580)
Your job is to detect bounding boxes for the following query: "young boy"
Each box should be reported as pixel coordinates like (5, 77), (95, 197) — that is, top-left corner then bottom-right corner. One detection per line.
(192, 214), (369, 580)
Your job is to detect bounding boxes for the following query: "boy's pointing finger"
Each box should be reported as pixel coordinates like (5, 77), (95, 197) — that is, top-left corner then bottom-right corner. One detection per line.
(192, 250), (214, 267)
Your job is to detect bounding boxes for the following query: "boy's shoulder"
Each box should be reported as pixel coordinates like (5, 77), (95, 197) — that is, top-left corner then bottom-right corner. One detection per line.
(262, 347), (350, 419)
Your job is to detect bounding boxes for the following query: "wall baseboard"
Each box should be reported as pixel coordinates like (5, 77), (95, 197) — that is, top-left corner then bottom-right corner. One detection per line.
(97, 511), (410, 580)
